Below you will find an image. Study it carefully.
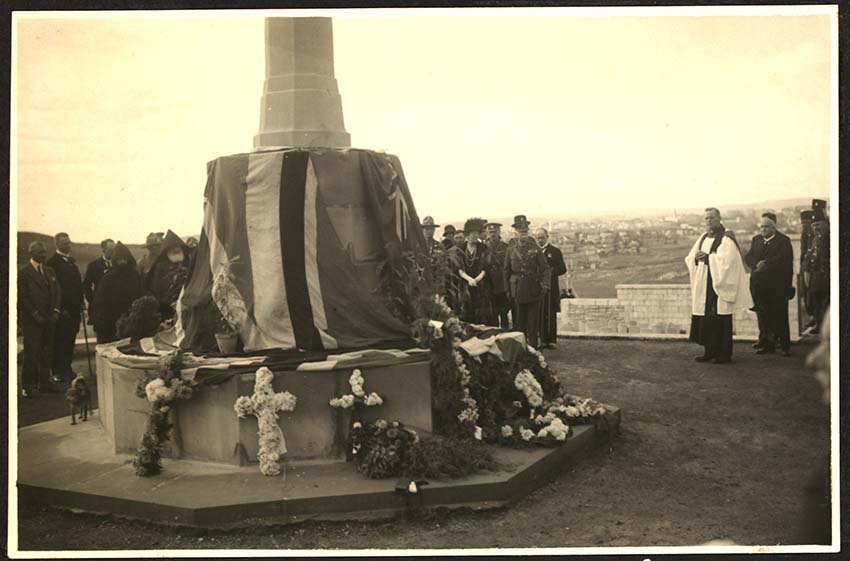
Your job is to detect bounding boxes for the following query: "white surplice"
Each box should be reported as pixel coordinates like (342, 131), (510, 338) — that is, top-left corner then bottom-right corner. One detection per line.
(685, 233), (753, 316)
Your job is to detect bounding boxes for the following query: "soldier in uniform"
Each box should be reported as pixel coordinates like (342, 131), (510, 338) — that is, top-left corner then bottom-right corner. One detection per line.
(803, 200), (829, 335)
(420, 216), (447, 296)
(798, 209), (814, 329)
(504, 215), (550, 348)
(421, 216), (442, 256)
(445, 226), (465, 314)
(485, 222), (511, 329)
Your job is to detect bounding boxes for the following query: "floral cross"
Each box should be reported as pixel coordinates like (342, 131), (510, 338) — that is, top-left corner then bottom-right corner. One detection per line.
(329, 369), (383, 410)
(234, 367), (297, 476)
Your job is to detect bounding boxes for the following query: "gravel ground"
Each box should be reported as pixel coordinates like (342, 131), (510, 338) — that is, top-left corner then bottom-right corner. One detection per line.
(14, 338), (831, 552)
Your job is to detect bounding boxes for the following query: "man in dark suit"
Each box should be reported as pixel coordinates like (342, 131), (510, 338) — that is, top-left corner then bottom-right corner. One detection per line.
(46, 232), (84, 385)
(534, 228), (567, 349)
(84, 238), (115, 332)
(18, 241), (61, 396)
(504, 215), (550, 349)
(745, 212), (794, 356)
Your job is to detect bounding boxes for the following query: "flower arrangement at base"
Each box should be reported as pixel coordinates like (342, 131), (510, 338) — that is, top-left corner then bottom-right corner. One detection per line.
(337, 247), (612, 478)
(131, 351), (198, 476)
(553, 394), (608, 424)
(412, 294), (613, 450)
(514, 369), (544, 409)
(350, 419), (418, 478)
(234, 367), (297, 476)
(349, 418), (497, 480)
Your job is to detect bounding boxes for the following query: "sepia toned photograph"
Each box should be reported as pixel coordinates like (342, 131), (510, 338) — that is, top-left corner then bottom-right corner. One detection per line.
(7, 4), (840, 557)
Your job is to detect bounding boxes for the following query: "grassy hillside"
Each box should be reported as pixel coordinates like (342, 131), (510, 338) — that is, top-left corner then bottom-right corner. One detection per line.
(569, 239), (753, 298)
(17, 232), (147, 276)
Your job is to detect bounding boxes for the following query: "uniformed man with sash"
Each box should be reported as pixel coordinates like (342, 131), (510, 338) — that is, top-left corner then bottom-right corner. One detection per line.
(504, 215), (550, 349)
(485, 221), (511, 329)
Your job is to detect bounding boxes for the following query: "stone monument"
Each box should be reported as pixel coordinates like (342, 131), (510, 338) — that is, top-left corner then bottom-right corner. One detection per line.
(254, 17), (351, 149)
(94, 16), (431, 465)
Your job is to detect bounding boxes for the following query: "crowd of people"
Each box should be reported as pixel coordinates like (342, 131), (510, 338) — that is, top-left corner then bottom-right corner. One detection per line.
(17, 199), (830, 396)
(686, 199), (830, 364)
(421, 214), (568, 350)
(17, 230), (199, 397)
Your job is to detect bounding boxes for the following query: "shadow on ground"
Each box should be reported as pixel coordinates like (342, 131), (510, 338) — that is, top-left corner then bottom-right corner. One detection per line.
(15, 338), (830, 550)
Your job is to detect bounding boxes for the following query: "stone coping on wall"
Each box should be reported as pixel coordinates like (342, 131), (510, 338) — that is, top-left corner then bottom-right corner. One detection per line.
(557, 332), (692, 341)
(615, 283), (691, 289)
(557, 332), (758, 342)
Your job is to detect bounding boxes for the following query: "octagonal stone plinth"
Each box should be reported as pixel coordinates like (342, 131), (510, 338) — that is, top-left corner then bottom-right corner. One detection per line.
(95, 353), (432, 465)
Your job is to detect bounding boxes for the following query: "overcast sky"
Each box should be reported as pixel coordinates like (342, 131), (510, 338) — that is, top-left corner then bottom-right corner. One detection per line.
(14, 8), (835, 243)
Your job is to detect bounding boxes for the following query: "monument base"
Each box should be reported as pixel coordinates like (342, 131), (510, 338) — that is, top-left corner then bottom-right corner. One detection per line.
(18, 407), (620, 527)
(96, 352), (433, 464)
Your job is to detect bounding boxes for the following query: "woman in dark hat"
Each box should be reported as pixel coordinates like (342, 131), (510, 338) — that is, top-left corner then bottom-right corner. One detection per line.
(91, 242), (143, 343)
(441, 225), (457, 251)
(454, 217), (493, 324)
(146, 230), (191, 322)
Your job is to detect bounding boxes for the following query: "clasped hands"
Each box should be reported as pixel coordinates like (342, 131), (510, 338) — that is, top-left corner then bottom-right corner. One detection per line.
(460, 271), (484, 287)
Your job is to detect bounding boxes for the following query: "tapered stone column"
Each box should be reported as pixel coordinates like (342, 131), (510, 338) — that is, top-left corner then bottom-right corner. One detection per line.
(253, 17), (351, 149)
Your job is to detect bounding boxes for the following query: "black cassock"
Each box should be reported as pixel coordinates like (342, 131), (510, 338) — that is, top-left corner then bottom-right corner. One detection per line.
(688, 229), (737, 361)
(539, 243), (567, 345)
(745, 232), (794, 350)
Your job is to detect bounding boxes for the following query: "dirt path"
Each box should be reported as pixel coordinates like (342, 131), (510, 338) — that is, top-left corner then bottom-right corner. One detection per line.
(15, 339), (829, 550)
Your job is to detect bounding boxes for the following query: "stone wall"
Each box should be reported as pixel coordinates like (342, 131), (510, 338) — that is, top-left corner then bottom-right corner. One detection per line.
(559, 299), (626, 335)
(557, 283), (799, 341)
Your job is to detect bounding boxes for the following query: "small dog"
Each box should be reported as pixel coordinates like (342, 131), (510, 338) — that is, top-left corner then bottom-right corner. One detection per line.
(65, 374), (91, 425)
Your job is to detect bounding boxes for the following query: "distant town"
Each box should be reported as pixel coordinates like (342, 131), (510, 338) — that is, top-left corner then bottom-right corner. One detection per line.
(490, 203), (816, 273)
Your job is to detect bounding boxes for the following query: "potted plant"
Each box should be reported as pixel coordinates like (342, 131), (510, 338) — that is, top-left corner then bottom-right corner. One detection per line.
(215, 314), (239, 354)
(211, 256), (247, 355)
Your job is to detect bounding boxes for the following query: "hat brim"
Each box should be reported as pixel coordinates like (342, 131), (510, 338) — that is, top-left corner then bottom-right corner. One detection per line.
(512, 221), (531, 229)
(421, 223), (440, 228)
